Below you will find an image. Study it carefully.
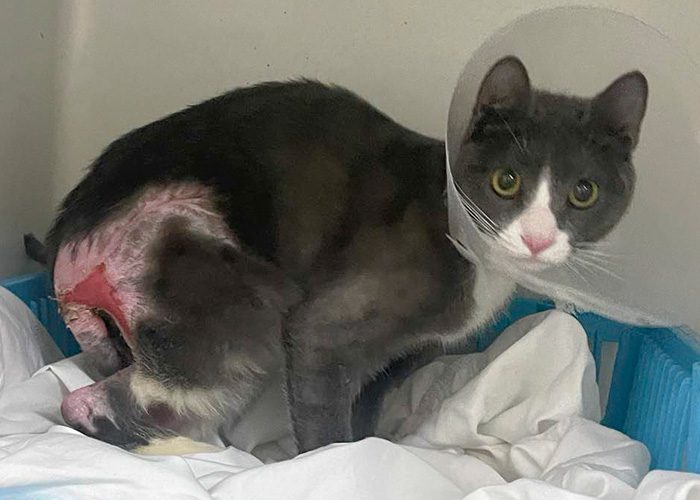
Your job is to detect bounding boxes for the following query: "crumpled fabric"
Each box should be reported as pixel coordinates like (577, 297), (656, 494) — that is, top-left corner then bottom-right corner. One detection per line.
(0, 287), (62, 396)
(0, 297), (697, 499)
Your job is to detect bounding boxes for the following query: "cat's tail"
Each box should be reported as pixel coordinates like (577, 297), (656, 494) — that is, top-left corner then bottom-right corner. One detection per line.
(24, 233), (47, 265)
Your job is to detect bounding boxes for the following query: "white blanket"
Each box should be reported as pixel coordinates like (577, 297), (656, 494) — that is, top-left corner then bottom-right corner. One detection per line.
(0, 287), (62, 395)
(0, 299), (698, 499)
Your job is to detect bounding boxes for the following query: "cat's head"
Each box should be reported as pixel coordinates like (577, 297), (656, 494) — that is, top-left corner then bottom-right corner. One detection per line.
(453, 56), (647, 270)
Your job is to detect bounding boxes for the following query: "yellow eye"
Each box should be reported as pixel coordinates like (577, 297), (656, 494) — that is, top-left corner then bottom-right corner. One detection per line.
(569, 179), (599, 209)
(490, 169), (521, 198)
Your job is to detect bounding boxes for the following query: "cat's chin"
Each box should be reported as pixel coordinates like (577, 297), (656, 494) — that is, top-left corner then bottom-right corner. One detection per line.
(484, 252), (566, 276)
(484, 245), (563, 273)
(510, 257), (552, 273)
(482, 232), (571, 272)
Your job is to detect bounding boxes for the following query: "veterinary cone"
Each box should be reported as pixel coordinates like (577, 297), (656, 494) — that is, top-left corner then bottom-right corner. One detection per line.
(447, 7), (700, 329)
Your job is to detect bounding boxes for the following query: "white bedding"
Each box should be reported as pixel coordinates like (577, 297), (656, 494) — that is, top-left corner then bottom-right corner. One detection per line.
(0, 292), (698, 499)
(0, 288), (62, 395)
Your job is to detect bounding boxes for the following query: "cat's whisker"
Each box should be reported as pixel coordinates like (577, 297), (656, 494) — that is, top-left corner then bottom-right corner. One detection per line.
(575, 250), (619, 263)
(454, 187), (500, 231)
(577, 248), (621, 258)
(579, 254), (620, 269)
(570, 254), (624, 281)
(576, 241), (618, 251)
(460, 202), (497, 230)
(494, 109), (528, 156)
(569, 259), (603, 280)
(453, 185), (504, 238)
(458, 203), (498, 236)
(455, 192), (497, 225)
(565, 261), (592, 288)
(460, 204), (499, 235)
(574, 242), (620, 253)
(575, 249), (623, 267)
(453, 181), (481, 210)
(454, 185), (485, 213)
(576, 242), (603, 248)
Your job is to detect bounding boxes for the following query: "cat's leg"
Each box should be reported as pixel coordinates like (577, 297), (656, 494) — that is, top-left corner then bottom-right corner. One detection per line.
(284, 322), (363, 451)
(59, 223), (295, 451)
(284, 280), (418, 452)
(284, 241), (457, 453)
(351, 343), (443, 440)
(61, 365), (163, 449)
(286, 318), (426, 452)
(61, 363), (266, 451)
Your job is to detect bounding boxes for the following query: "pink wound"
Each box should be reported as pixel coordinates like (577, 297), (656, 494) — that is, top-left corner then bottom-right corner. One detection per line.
(61, 263), (131, 339)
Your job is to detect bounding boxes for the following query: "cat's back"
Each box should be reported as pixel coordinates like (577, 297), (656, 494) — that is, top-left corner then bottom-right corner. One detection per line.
(48, 80), (444, 269)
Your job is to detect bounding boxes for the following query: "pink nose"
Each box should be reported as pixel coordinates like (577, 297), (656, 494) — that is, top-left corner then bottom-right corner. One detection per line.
(521, 234), (554, 255)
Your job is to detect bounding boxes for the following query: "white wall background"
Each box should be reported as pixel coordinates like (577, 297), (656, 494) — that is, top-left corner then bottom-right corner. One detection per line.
(3, 0), (700, 278)
(0, 0), (61, 277)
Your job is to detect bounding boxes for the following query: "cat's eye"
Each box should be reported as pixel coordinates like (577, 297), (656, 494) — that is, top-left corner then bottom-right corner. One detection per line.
(569, 180), (599, 209)
(490, 169), (521, 198)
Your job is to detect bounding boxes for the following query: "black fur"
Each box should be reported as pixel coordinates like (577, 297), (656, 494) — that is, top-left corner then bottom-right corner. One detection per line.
(46, 80), (445, 274)
(23, 233), (47, 265)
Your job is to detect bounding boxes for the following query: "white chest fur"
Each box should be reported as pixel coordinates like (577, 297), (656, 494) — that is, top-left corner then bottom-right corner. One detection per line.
(436, 263), (515, 346)
(467, 265), (516, 332)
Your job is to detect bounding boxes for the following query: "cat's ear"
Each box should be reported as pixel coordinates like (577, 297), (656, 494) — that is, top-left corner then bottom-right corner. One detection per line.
(474, 56), (531, 115)
(590, 71), (648, 149)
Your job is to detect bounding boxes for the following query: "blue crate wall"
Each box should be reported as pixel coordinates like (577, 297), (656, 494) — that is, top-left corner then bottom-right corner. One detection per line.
(1, 272), (80, 357)
(480, 298), (700, 473)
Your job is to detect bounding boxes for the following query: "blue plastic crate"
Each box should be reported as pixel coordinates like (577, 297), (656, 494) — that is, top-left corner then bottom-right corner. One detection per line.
(1, 272), (699, 472)
(1, 272), (80, 357)
(480, 298), (700, 473)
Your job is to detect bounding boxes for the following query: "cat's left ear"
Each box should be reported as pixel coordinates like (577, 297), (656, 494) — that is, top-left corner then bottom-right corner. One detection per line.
(473, 56), (531, 116)
(590, 71), (648, 149)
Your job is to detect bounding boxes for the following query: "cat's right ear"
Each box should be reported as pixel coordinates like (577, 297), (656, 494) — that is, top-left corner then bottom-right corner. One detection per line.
(473, 56), (531, 116)
(590, 71), (648, 150)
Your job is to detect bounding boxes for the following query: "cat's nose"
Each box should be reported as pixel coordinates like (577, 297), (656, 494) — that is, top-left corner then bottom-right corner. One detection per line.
(521, 234), (554, 255)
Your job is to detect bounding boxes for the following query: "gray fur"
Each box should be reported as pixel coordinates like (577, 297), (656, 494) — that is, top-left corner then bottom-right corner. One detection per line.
(48, 57), (647, 454)
(454, 57), (647, 244)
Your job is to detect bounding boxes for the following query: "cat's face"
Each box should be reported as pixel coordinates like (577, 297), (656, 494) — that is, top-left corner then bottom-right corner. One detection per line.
(453, 57), (648, 269)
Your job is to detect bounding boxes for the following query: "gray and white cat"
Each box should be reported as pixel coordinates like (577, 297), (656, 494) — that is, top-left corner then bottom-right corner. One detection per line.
(38, 56), (646, 453)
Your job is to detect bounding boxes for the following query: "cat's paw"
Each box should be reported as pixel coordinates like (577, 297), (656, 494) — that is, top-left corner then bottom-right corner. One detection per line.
(134, 436), (224, 456)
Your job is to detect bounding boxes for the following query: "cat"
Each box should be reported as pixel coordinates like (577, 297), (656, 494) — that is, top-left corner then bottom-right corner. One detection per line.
(37, 56), (647, 453)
